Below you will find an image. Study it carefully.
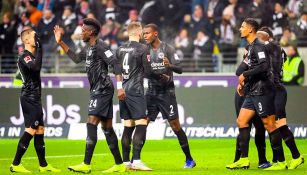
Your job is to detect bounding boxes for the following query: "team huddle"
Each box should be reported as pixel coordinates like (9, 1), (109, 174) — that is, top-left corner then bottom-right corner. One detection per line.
(10, 19), (195, 173)
(9, 17), (304, 173)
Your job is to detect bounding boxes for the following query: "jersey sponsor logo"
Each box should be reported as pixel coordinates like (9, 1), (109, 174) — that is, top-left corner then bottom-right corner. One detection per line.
(147, 55), (151, 62)
(258, 52), (266, 59)
(120, 48), (134, 52)
(151, 62), (165, 70)
(104, 50), (113, 58)
(158, 52), (164, 59)
(24, 56), (32, 63)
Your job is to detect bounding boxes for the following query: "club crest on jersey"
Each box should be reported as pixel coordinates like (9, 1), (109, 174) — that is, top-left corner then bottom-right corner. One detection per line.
(24, 56), (32, 63)
(158, 52), (164, 59)
(147, 55), (151, 62)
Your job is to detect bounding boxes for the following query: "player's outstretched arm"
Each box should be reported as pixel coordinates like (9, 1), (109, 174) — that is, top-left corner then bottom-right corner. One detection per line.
(53, 25), (83, 63)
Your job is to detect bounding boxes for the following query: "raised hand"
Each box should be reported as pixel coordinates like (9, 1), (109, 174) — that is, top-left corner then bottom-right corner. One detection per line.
(53, 25), (63, 44)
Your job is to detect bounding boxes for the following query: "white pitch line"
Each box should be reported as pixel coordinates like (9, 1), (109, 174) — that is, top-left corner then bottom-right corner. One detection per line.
(0, 153), (107, 161)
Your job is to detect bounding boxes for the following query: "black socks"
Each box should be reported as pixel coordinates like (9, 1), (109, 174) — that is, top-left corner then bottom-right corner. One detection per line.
(34, 134), (47, 167)
(121, 126), (135, 162)
(13, 132), (33, 165)
(84, 123), (97, 165)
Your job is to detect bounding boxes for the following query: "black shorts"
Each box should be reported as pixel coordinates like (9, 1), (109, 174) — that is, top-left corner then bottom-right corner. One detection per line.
(146, 92), (179, 121)
(274, 86), (287, 119)
(88, 93), (113, 119)
(119, 93), (147, 120)
(20, 96), (44, 129)
(241, 94), (275, 118)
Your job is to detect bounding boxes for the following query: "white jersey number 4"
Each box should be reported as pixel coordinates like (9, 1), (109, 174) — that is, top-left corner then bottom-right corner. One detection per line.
(123, 53), (130, 74)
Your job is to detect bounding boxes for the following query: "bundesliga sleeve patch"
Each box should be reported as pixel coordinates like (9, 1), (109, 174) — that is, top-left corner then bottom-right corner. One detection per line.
(24, 56), (32, 63)
(104, 50), (113, 58)
(257, 52), (266, 59)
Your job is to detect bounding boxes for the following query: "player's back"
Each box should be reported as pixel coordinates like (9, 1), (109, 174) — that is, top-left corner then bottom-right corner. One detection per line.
(265, 41), (285, 86)
(17, 50), (41, 99)
(116, 41), (147, 95)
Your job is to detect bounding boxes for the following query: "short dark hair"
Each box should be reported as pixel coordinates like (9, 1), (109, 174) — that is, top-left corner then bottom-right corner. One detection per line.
(83, 18), (101, 36)
(258, 26), (273, 38)
(244, 18), (259, 33)
(144, 23), (158, 32)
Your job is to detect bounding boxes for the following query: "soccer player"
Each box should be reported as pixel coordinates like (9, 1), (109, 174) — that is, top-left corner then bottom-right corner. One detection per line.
(143, 23), (196, 169)
(116, 22), (162, 171)
(10, 29), (60, 173)
(53, 18), (126, 173)
(257, 26), (304, 169)
(233, 47), (271, 169)
(226, 18), (286, 170)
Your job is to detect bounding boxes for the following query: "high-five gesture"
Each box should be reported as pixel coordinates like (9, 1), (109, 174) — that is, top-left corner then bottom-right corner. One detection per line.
(53, 25), (63, 44)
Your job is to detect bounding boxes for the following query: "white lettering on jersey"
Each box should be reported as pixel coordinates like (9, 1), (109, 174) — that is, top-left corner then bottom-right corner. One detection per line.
(258, 52), (266, 59)
(104, 50), (113, 58)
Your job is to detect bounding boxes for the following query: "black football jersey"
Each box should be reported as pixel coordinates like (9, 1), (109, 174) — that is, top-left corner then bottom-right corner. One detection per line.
(244, 39), (273, 95)
(69, 39), (121, 95)
(147, 42), (182, 93)
(116, 41), (152, 95)
(17, 49), (42, 99)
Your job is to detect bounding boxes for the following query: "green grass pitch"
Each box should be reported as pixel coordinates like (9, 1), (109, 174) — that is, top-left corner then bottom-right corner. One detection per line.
(0, 139), (306, 175)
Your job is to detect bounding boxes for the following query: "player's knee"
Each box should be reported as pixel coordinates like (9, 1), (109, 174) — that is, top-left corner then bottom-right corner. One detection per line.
(236, 118), (248, 128)
(169, 118), (181, 132)
(25, 127), (36, 136)
(170, 124), (181, 132)
(87, 116), (100, 125)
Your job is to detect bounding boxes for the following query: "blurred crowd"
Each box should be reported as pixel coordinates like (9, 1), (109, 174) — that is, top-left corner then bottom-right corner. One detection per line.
(0, 0), (307, 73)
